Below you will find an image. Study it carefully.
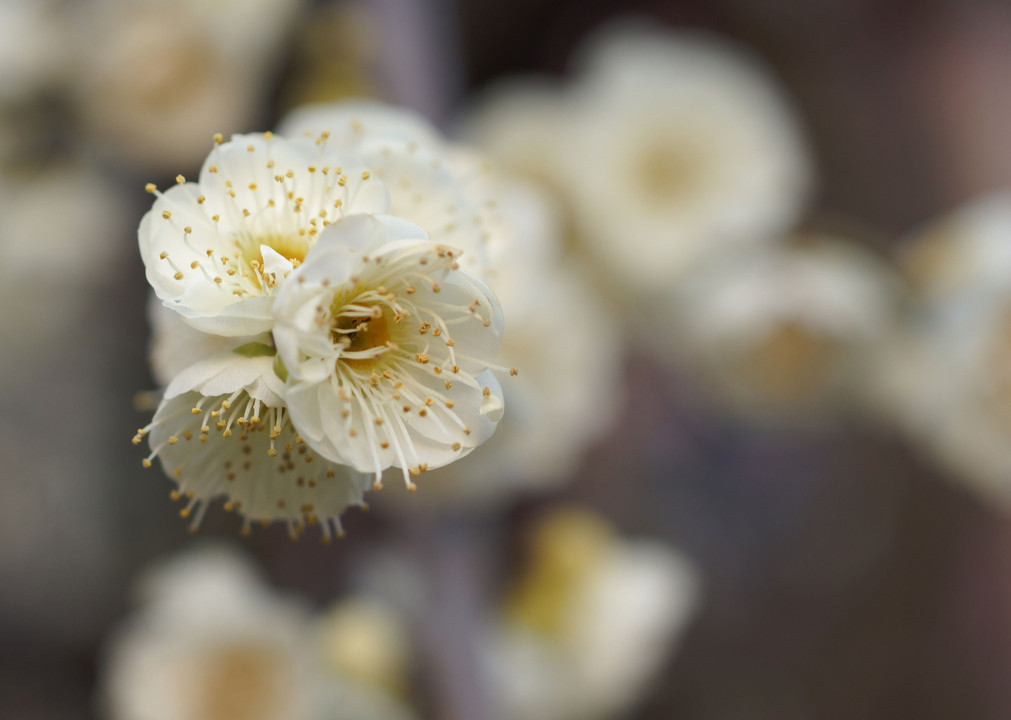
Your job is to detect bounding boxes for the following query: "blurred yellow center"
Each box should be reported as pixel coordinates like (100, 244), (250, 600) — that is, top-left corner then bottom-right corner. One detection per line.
(742, 321), (838, 403)
(195, 644), (292, 720)
(505, 508), (614, 639)
(242, 235), (309, 289)
(635, 139), (705, 206)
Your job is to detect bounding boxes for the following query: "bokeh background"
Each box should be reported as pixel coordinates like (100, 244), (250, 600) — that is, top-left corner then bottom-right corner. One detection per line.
(4, 0), (1011, 718)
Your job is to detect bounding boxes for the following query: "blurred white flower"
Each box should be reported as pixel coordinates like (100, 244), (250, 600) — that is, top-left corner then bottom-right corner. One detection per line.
(460, 79), (571, 194)
(463, 21), (812, 297)
(567, 23), (812, 292)
(139, 131), (388, 336)
(489, 507), (699, 720)
(0, 0), (69, 103)
(100, 545), (323, 720)
(136, 349), (371, 540)
(881, 195), (1011, 506)
(312, 598), (419, 720)
(662, 237), (897, 422)
(75, 0), (304, 170)
(273, 213), (505, 490)
(899, 192), (1011, 303)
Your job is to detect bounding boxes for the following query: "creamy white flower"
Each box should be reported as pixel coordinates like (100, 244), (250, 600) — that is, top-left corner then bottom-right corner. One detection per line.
(659, 237), (897, 421)
(279, 100), (494, 276)
(385, 180), (623, 505)
(489, 508), (699, 720)
(899, 191), (1011, 304)
(99, 545), (323, 720)
(564, 22), (812, 292)
(465, 22), (812, 296)
(147, 295), (259, 388)
(880, 196), (1011, 506)
(139, 131), (389, 336)
(0, 0), (69, 103)
(273, 213), (506, 490)
(458, 78), (572, 193)
(135, 349), (370, 540)
(75, 0), (304, 170)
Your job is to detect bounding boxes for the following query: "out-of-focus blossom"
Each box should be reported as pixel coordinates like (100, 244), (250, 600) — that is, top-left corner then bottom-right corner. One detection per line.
(882, 194), (1011, 506)
(461, 79), (570, 195)
(99, 545), (324, 720)
(313, 598), (419, 720)
(0, 0), (69, 103)
(75, 0), (304, 170)
(462, 21), (812, 297)
(899, 192), (1011, 304)
(661, 237), (897, 422)
(488, 507), (699, 720)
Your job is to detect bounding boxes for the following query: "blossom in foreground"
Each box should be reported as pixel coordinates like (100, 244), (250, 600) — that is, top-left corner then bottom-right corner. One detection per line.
(462, 20), (812, 296)
(99, 545), (418, 720)
(136, 109), (512, 533)
(280, 100), (495, 276)
(274, 213), (505, 489)
(880, 194), (1011, 507)
(139, 130), (388, 336)
(659, 237), (897, 422)
(488, 507), (699, 720)
(136, 347), (372, 539)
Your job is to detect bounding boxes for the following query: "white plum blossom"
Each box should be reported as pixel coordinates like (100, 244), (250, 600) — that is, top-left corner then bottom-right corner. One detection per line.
(273, 213), (506, 490)
(280, 100), (494, 276)
(135, 349), (371, 540)
(660, 237), (897, 422)
(99, 545), (324, 720)
(139, 130), (389, 336)
(135, 105), (514, 532)
(489, 508), (700, 720)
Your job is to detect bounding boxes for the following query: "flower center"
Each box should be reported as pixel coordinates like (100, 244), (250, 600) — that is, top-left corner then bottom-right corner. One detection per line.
(330, 299), (395, 373)
(240, 234), (310, 288)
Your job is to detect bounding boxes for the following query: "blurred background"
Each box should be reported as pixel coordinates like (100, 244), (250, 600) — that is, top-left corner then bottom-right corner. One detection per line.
(4, 0), (1011, 718)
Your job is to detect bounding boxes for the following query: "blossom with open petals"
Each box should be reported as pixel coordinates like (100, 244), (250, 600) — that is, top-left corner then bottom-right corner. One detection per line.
(280, 101), (495, 277)
(139, 131), (389, 336)
(135, 349), (370, 540)
(273, 213), (505, 490)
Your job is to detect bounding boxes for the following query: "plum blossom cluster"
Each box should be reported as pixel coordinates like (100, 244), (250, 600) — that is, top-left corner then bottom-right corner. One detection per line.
(134, 103), (510, 539)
